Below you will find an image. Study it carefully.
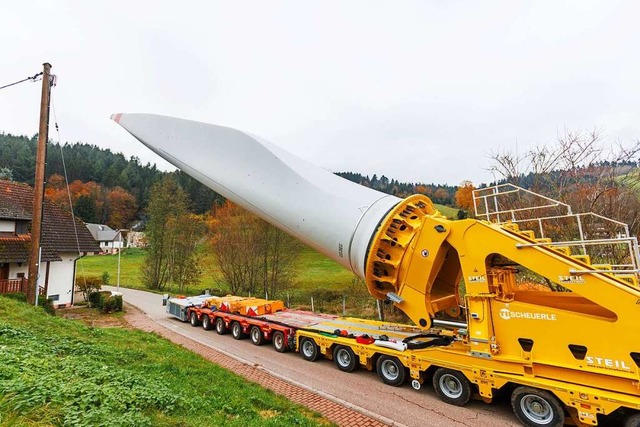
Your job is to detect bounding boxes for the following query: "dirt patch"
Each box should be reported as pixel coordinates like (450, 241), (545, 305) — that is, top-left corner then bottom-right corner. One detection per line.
(58, 306), (128, 328)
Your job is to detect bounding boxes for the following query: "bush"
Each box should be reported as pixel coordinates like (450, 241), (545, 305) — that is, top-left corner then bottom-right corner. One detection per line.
(76, 276), (102, 302)
(3, 292), (27, 302)
(101, 271), (111, 286)
(98, 293), (122, 313)
(88, 291), (102, 308)
(37, 297), (55, 315)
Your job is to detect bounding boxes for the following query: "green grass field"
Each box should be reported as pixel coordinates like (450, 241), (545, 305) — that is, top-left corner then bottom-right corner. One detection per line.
(434, 203), (459, 219)
(77, 246), (360, 296)
(0, 296), (330, 427)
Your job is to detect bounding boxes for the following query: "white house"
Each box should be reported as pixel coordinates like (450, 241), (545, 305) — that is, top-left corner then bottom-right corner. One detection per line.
(0, 180), (100, 307)
(85, 223), (124, 254)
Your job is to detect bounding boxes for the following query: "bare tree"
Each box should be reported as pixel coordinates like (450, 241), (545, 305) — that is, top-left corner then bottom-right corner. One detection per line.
(487, 128), (640, 236)
(208, 201), (299, 297)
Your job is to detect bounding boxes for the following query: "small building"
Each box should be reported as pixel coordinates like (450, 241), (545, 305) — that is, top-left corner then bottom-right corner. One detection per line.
(85, 223), (124, 254)
(0, 180), (100, 307)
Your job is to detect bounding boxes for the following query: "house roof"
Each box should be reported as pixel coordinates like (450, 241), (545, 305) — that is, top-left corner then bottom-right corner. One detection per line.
(0, 180), (100, 262)
(85, 223), (121, 242)
(0, 235), (61, 262)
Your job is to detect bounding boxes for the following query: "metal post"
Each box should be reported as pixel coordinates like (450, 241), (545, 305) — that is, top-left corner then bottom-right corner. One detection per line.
(311, 296), (314, 312)
(377, 300), (384, 321)
(27, 63), (52, 305)
(116, 231), (121, 291)
(342, 295), (346, 316)
(34, 247), (42, 306)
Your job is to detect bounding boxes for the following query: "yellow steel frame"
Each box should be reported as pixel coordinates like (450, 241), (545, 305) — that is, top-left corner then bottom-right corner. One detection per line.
(356, 195), (640, 425)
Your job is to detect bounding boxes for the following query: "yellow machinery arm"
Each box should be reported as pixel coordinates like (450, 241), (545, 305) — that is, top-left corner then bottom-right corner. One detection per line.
(366, 187), (640, 398)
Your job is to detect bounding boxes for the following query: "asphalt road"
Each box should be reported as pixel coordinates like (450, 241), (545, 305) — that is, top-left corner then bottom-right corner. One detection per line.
(106, 286), (519, 427)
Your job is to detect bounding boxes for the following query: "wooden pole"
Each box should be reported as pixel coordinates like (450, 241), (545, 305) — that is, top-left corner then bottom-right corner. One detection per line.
(27, 63), (52, 305)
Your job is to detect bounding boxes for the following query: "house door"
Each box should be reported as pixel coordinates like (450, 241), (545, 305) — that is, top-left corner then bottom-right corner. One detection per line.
(0, 264), (8, 280)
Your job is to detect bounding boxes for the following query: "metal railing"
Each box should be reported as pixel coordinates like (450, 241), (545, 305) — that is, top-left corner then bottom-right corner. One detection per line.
(473, 184), (640, 278)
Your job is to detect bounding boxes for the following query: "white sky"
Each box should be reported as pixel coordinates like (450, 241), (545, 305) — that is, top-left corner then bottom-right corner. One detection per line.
(1, 1), (639, 186)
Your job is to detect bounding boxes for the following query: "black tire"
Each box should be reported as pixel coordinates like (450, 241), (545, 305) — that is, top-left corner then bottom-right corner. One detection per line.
(299, 337), (320, 361)
(202, 315), (213, 330)
(215, 317), (228, 335)
(432, 368), (472, 406)
(189, 311), (200, 327)
(231, 321), (245, 340)
(625, 413), (640, 427)
(273, 331), (288, 353)
(511, 386), (565, 427)
(333, 345), (358, 372)
(376, 355), (405, 386)
(250, 326), (265, 346)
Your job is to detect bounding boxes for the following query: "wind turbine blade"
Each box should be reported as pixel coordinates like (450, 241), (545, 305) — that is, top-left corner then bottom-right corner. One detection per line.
(111, 113), (400, 278)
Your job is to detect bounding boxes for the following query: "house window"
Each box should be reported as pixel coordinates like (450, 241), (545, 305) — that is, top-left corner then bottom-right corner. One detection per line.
(16, 221), (29, 234)
(0, 220), (15, 233)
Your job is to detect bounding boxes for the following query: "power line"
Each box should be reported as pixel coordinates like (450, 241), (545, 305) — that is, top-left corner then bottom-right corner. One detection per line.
(0, 72), (43, 91)
(50, 90), (88, 287)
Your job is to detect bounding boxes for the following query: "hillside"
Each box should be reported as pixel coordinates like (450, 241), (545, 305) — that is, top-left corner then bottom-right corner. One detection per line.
(0, 296), (329, 427)
(0, 133), (461, 218)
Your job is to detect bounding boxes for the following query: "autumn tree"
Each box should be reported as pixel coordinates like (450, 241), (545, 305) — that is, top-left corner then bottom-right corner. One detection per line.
(454, 180), (475, 212)
(106, 186), (137, 229)
(45, 173), (71, 210)
(143, 176), (197, 290)
(45, 174), (138, 228)
(432, 188), (450, 204)
(168, 213), (205, 292)
(258, 221), (299, 298)
(208, 201), (299, 297)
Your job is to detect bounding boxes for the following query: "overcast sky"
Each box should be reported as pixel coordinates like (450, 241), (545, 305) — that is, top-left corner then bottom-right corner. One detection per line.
(1, 1), (639, 186)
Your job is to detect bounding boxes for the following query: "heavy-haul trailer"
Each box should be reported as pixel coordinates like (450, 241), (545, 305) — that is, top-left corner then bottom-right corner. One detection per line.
(114, 113), (640, 427)
(167, 294), (337, 352)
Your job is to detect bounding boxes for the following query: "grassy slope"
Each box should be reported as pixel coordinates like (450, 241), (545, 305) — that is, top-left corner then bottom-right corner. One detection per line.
(434, 203), (459, 219)
(0, 297), (329, 427)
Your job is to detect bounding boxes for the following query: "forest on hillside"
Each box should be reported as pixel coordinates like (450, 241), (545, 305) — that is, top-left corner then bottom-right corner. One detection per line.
(0, 133), (458, 227)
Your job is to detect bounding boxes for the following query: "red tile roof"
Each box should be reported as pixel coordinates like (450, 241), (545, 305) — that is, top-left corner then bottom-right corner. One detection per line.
(0, 180), (100, 262)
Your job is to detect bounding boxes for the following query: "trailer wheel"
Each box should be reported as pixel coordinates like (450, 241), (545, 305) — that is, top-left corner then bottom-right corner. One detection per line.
(189, 311), (200, 327)
(250, 326), (265, 346)
(376, 355), (405, 386)
(202, 315), (213, 330)
(215, 317), (228, 335)
(333, 345), (358, 372)
(432, 368), (472, 406)
(624, 413), (640, 427)
(511, 386), (565, 427)
(299, 338), (320, 361)
(231, 322), (246, 340)
(272, 331), (288, 353)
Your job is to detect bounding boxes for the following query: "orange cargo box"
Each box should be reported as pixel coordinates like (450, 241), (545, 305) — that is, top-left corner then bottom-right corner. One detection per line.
(227, 298), (285, 316)
(203, 295), (247, 309)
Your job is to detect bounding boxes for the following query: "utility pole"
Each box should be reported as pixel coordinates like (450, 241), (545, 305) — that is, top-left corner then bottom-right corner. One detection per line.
(26, 63), (52, 305)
